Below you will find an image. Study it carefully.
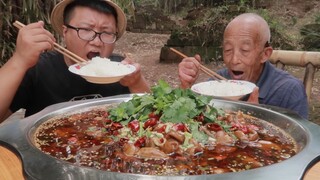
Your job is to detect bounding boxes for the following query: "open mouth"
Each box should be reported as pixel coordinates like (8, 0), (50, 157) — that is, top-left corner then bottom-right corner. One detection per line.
(232, 70), (244, 76)
(231, 70), (244, 80)
(87, 52), (100, 60)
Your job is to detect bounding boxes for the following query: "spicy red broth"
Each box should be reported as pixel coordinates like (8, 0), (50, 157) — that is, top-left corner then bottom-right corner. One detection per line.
(35, 106), (296, 175)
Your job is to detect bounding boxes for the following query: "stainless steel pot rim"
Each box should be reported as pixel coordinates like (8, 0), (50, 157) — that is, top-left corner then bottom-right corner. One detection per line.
(0, 94), (319, 180)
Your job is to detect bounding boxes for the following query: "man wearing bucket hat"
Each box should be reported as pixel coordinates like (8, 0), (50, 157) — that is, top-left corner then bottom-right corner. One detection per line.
(0, 0), (150, 122)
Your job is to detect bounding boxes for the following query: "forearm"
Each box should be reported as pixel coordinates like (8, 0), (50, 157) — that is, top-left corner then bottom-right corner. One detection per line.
(0, 55), (29, 122)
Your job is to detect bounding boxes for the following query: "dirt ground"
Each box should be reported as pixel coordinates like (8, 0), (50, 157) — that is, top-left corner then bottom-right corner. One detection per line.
(114, 32), (217, 87)
(114, 32), (320, 126)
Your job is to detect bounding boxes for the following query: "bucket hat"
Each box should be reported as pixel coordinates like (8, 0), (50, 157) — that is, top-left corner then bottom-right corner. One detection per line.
(51, 0), (127, 39)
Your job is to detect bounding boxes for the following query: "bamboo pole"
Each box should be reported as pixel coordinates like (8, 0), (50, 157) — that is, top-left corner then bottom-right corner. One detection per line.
(270, 50), (320, 67)
(269, 50), (320, 102)
(304, 63), (316, 102)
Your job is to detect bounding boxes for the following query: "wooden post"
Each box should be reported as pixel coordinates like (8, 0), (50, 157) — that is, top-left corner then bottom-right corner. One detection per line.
(275, 61), (285, 70)
(304, 63), (316, 102)
(269, 50), (320, 103)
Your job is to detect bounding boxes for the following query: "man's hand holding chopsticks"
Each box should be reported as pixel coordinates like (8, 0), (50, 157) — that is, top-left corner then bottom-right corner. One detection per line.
(13, 21), (55, 69)
(178, 54), (201, 89)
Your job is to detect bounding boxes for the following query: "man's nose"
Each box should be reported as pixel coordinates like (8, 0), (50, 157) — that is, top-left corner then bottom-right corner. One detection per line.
(231, 50), (241, 64)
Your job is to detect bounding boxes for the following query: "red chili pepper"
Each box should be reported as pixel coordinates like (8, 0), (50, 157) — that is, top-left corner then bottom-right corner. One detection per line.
(207, 123), (222, 132)
(144, 118), (158, 129)
(128, 119), (140, 132)
(112, 130), (120, 136)
(148, 112), (160, 120)
(173, 123), (188, 132)
(232, 123), (250, 134)
(134, 136), (146, 147)
(196, 113), (205, 123)
(156, 124), (167, 133)
(230, 123), (238, 130)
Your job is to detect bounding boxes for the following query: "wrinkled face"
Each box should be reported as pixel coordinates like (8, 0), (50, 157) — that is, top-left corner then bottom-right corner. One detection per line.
(62, 6), (117, 61)
(223, 23), (266, 83)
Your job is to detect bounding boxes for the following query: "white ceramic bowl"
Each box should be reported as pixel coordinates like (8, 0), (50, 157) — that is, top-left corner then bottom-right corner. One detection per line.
(191, 80), (256, 100)
(68, 61), (136, 84)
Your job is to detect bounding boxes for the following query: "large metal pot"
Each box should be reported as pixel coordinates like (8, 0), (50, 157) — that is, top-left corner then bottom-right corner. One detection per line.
(0, 94), (319, 180)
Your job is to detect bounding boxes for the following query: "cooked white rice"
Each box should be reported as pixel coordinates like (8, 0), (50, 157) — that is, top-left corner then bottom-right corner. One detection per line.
(78, 57), (132, 77)
(194, 80), (254, 97)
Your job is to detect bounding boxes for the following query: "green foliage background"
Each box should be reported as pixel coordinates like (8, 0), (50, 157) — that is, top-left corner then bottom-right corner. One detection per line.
(0, 0), (58, 66)
(1, 0), (319, 66)
(0, 0), (134, 66)
(0, 0), (248, 66)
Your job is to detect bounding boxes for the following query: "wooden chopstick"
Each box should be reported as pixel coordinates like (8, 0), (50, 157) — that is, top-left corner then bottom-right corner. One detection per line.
(169, 47), (227, 80)
(13, 21), (86, 64)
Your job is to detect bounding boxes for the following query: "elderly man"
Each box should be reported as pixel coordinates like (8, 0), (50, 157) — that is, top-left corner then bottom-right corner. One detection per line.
(0, 0), (150, 122)
(178, 13), (308, 119)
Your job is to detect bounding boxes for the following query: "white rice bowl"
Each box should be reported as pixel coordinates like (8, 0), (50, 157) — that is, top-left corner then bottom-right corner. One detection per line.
(191, 80), (256, 100)
(68, 57), (136, 84)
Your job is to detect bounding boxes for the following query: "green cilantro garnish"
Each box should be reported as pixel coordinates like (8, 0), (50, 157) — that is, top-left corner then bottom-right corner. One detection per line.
(188, 119), (208, 143)
(108, 80), (230, 139)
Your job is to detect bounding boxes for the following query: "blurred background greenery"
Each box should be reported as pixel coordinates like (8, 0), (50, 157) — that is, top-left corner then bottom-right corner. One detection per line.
(0, 0), (135, 66)
(1, 0), (320, 66)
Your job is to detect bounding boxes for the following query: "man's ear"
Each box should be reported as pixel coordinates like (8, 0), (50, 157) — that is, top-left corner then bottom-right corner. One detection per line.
(62, 25), (67, 38)
(261, 47), (273, 63)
